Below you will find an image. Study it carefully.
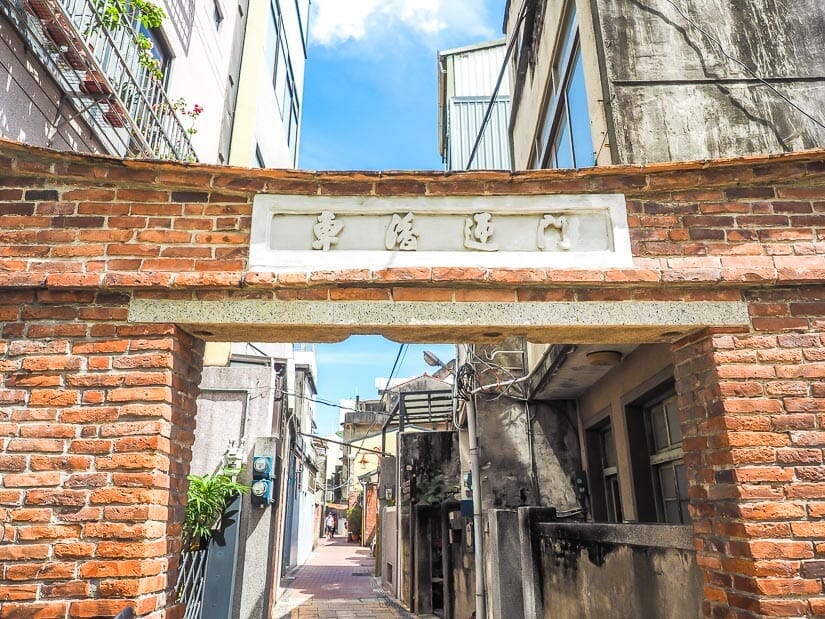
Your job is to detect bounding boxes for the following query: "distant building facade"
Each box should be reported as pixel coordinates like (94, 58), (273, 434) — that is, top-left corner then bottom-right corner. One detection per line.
(0, 0), (308, 165)
(438, 40), (511, 171)
(229, 0), (307, 167)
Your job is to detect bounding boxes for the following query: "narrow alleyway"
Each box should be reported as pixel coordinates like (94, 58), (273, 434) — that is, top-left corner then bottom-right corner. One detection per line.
(273, 537), (413, 618)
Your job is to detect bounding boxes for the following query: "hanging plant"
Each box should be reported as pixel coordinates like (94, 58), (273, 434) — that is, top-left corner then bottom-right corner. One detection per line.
(183, 468), (249, 551)
(91, 0), (166, 81)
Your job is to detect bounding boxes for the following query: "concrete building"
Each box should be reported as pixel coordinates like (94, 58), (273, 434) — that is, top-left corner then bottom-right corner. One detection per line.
(190, 343), (320, 615)
(0, 0), (308, 166)
(438, 39), (511, 171)
(418, 3), (825, 617)
(0, 0), (244, 162)
(504, 0), (825, 169)
(229, 0), (307, 167)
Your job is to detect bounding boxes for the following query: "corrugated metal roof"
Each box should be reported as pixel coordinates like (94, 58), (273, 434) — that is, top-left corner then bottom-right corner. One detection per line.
(451, 43), (509, 98)
(449, 97), (512, 171)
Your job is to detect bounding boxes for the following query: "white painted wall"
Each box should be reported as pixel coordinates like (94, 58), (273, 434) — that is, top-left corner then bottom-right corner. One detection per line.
(156, 0), (241, 163)
(230, 0), (307, 167)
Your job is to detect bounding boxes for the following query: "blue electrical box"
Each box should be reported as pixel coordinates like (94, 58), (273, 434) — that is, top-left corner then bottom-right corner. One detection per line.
(460, 499), (474, 518)
(251, 456), (274, 506)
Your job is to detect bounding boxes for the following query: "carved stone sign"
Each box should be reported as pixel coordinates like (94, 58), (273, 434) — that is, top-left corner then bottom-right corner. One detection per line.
(249, 194), (632, 271)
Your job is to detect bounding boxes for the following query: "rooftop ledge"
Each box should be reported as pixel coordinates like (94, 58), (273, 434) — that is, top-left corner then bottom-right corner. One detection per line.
(1, 137), (824, 196)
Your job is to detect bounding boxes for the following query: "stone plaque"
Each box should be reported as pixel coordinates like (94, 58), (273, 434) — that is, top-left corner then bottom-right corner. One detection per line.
(249, 194), (631, 271)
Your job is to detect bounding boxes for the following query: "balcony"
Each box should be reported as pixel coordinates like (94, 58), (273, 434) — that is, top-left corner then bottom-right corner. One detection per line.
(1, 0), (197, 161)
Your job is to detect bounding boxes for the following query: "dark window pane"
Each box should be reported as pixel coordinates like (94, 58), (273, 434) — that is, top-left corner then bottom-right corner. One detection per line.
(665, 396), (682, 444)
(658, 464), (677, 500)
(663, 500), (681, 524)
(680, 500), (692, 524)
(675, 462), (688, 501)
(553, 107), (573, 169)
(606, 475), (622, 523)
(602, 427), (617, 468)
(566, 51), (593, 168)
(650, 404), (669, 452)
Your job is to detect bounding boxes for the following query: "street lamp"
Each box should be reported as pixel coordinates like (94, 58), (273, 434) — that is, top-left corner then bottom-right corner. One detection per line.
(423, 350), (448, 370)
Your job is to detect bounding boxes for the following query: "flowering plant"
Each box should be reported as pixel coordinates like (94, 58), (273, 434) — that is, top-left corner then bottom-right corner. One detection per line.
(171, 99), (204, 135)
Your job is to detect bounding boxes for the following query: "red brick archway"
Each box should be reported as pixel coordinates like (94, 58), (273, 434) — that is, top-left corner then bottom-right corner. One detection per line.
(1, 138), (824, 617)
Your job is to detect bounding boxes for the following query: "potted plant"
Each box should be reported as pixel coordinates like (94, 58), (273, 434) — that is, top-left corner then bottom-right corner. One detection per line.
(183, 467), (249, 551)
(346, 506), (362, 543)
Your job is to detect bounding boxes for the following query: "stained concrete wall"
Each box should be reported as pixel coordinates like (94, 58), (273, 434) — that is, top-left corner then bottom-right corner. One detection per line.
(592, 0), (825, 163)
(472, 341), (580, 512)
(486, 509), (524, 619)
(381, 505), (398, 592)
(507, 0), (825, 168)
(193, 365), (276, 475)
(398, 431), (461, 608)
(533, 523), (702, 619)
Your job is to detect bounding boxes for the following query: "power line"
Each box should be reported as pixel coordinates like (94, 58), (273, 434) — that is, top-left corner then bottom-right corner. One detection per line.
(278, 388), (364, 414)
(466, 0), (530, 170)
(658, 0), (825, 132)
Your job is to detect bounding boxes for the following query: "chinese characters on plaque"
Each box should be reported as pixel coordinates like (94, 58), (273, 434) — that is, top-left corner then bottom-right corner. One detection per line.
(310, 211), (571, 252)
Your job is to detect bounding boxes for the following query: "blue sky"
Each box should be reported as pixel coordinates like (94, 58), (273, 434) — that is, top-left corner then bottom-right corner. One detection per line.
(298, 0), (506, 434)
(299, 0), (506, 170)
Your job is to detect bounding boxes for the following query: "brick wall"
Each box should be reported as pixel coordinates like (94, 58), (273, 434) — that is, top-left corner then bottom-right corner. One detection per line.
(0, 139), (824, 617)
(675, 287), (825, 617)
(0, 291), (202, 618)
(0, 141), (822, 295)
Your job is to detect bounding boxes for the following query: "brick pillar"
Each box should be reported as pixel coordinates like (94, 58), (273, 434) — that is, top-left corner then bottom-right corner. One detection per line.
(674, 289), (825, 617)
(0, 290), (204, 618)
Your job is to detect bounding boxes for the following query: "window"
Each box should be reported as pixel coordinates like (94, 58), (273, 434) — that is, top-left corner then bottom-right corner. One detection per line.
(294, 0), (310, 54)
(213, 0), (224, 29)
(271, 2), (300, 163)
(586, 419), (622, 523)
(165, 0), (195, 52)
(645, 393), (690, 524)
(139, 25), (172, 88)
(626, 384), (690, 524)
(533, 6), (594, 170)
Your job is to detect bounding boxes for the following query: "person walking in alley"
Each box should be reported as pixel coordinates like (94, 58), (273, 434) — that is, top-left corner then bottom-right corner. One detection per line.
(325, 512), (335, 540)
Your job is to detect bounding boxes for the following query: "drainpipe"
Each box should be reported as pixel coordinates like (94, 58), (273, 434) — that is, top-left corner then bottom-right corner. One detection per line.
(458, 344), (487, 619)
(465, 392), (487, 619)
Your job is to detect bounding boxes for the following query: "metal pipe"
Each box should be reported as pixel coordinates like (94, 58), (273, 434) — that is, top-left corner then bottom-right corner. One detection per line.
(458, 344), (488, 619)
(465, 388), (487, 619)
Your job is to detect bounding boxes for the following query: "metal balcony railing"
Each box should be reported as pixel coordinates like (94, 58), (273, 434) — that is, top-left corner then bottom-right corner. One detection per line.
(2, 0), (197, 161)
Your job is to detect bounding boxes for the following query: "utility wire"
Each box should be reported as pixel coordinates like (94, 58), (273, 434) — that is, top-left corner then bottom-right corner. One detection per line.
(658, 0), (825, 132)
(465, 0), (530, 170)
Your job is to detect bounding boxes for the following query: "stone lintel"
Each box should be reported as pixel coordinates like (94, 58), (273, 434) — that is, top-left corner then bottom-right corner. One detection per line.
(128, 300), (749, 344)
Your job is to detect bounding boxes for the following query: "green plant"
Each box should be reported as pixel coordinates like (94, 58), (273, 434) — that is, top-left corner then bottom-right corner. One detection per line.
(416, 473), (457, 505)
(91, 0), (166, 81)
(183, 468), (249, 550)
(347, 505), (362, 540)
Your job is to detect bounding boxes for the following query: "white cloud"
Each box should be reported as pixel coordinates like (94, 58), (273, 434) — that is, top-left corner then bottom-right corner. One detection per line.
(311, 0), (495, 47)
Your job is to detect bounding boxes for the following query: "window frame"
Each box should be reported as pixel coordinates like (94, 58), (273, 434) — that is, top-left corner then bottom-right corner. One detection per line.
(585, 414), (622, 523)
(643, 391), (690, 524)
(294, 0), (310, 57)
(213, 0), (224, 30)
(624, 380), (690, 525)
(270, 1), (301, 163)
(531, 3), (594, 170)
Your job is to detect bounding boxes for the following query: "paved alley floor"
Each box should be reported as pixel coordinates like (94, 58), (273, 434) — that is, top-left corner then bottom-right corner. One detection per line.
(273, 537), (413, 618)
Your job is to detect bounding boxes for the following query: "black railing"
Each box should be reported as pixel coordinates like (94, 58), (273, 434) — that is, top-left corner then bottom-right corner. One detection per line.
(2, 0), (197, 160)
(176, 547), (208, 619)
